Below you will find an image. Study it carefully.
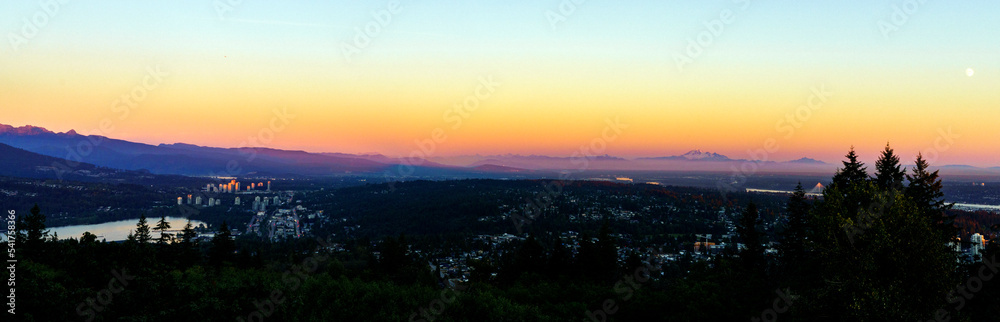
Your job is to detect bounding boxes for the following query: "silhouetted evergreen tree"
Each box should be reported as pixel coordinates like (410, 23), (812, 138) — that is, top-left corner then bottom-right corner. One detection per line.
(547, 241), (573, 277)
(19, 204), (49, 254)
(209, 221), (235, 265)
(830, 147), (873, 217)
(513, 235), (545, 273)
(592, 221), (621, 283)
(874, 142), (905, 191)
(831, 146), (869, 189)
(780, 183), (810, 264)
(498, 235), (547, 285)
(737, 202), (764, 270)
(153, 215), (172, 244)
(906, 153), (955, 239)
(377, 234), (412, 275)
(180, 220), (197, 245)
(134, 214), (152, 244)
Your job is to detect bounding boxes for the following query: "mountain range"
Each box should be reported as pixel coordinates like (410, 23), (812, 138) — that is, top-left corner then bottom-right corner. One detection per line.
(0, 124), (550, 178)
(786, 157), (827, 165)
(3, 123), (995, 178)
(639, 149), (734, 162)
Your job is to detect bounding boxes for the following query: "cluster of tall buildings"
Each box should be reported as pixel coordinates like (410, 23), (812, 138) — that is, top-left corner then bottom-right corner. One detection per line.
(176, 194), (223, 206)
(206, 180), (271, 193)
(250, 195), (283, 212)
(174, 180), (281, 209)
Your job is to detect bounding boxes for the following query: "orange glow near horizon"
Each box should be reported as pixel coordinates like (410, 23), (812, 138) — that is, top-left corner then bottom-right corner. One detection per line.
(1, 2), (998, 167)
(3, 66), (998, 167)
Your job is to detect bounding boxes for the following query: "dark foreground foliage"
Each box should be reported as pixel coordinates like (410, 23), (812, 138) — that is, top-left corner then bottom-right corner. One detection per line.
(8, 146), (1000, 321)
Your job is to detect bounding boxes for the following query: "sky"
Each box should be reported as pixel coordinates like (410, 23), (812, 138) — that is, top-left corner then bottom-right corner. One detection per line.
(1, 1), (998, 166)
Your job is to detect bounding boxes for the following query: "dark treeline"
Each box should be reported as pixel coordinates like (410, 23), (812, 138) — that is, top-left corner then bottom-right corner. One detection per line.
(9, 145), (1000, 321)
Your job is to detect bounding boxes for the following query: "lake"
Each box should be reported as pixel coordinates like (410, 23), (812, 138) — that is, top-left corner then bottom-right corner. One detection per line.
(2, 217), (206, 242)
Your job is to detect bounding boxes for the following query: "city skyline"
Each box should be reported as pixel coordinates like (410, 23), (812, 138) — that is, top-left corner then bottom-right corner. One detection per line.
(2, 1), (998, 166)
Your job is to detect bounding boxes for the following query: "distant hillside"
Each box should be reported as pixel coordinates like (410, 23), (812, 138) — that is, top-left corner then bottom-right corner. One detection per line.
(0, 143), (154, 182)
(1, 142), (77, 175)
